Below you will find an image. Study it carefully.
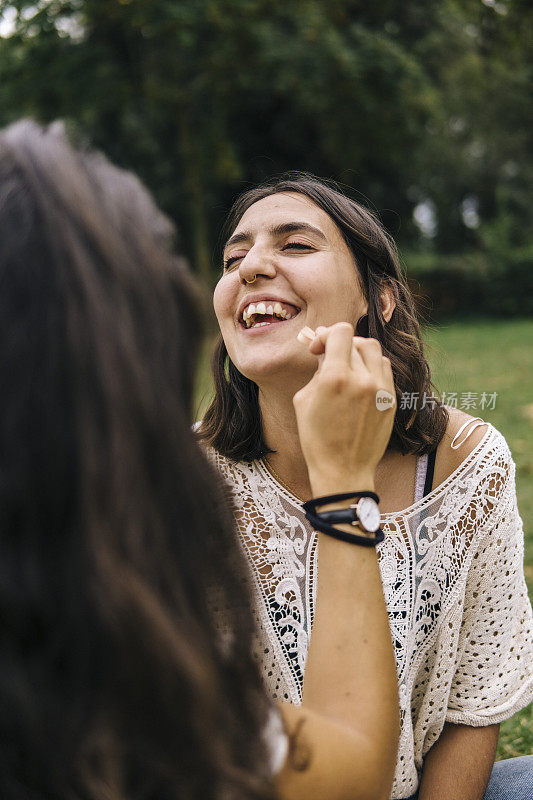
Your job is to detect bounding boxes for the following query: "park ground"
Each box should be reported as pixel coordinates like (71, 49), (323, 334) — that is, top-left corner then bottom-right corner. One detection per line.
(425, 319), (533, 759)
(195, 318), (533, 759)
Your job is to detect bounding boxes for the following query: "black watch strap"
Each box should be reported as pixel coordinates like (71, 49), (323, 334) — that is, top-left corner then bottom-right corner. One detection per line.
(303, 490), (379, 513)
(303, 491), (384, 547)
(304, 508), (384, 546)
(317, 507), (359, 526)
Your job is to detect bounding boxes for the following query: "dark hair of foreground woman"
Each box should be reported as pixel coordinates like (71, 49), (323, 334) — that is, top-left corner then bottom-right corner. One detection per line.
(200, 173), (448, 460)
(0, 121), (274, 799)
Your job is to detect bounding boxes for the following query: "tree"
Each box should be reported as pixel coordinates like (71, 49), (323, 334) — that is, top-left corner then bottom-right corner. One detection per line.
(1, 0), (531, 277)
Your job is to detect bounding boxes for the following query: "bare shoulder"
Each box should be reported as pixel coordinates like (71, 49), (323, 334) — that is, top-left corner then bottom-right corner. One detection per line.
(436, 407), (490, 483)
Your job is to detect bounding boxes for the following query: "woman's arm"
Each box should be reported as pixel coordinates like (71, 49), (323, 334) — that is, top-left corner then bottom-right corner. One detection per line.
(275, 325), (400, 800)
(418, 722), (499, 800)
(277, 533), (399, 800)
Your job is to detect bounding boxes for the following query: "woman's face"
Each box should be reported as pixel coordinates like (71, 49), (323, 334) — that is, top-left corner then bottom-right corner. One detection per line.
(213, 192), (367, 386)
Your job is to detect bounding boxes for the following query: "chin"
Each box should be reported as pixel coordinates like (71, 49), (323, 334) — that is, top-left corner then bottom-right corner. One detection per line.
(232, 353), (311, 386)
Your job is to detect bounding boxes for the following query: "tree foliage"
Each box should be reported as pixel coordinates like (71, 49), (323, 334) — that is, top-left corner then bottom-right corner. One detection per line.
(0, 0), (531, 279)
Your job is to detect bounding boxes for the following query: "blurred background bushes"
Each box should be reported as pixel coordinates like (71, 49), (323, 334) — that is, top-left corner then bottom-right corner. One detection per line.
(1, 0), (532, 313)
(406, 246), (533, 319)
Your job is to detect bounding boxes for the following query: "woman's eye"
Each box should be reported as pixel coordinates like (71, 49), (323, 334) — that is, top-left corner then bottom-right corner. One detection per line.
(282, 242), (312, 252)
(223, 253), (246, 271)
(223, 242), (311, 270)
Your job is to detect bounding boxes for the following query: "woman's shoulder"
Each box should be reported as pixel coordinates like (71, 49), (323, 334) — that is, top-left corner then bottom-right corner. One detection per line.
(436, 406), (511, 489)
(435, 407), (490, 486)
(440, 405), (488, 454)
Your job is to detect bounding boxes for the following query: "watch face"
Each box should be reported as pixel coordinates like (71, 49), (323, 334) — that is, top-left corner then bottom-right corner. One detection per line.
(357, 497), (381, 533)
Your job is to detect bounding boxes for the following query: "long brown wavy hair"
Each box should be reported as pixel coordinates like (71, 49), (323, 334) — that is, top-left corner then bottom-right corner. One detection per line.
(0, 121), (275, 799)
(200, 173), (448, 460)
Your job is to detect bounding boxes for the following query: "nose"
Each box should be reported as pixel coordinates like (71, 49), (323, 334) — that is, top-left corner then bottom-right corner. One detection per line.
(239, 244), (277, 286)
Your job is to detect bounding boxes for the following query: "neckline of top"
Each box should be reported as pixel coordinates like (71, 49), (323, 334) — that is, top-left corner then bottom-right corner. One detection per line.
(257, 423), (495, 521)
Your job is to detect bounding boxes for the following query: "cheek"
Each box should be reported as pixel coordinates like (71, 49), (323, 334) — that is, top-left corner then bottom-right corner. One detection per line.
(327, 259), (364, 310)
(301, 260), (360, 309)
(212, 278), (234, 326)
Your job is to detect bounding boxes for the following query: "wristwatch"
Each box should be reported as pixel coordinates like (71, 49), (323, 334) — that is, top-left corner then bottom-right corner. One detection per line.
(316, 496), (381, 534)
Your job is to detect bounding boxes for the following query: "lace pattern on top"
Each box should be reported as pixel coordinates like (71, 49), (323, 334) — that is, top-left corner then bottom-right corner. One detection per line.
(207, 423), (533, 799)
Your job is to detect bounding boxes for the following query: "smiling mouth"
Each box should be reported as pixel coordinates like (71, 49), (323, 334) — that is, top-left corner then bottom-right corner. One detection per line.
(240, 301), (301, 329)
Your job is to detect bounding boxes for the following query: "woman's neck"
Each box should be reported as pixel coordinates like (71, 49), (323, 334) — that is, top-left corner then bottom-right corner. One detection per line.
(258, 386), (313, 501)
(257, 382), (407, 508)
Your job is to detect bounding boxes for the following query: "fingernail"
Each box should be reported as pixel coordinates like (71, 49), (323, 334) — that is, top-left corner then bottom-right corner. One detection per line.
(297, 326), (315, 344)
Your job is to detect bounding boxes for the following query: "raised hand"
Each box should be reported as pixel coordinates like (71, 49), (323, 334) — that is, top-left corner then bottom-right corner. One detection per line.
(293, 322), (396, 495)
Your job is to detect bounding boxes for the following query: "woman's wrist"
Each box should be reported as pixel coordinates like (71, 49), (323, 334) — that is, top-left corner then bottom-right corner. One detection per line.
(309, 470), (376, 501)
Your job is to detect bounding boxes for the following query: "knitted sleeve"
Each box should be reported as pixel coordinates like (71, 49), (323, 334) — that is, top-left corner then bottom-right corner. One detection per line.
(446, 434), (533, 725)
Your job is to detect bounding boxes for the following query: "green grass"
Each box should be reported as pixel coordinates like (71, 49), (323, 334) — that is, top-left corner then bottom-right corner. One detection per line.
(424, 319), (533, 575)
(423, 319), (533, 760)
(498, 703), (533, 760)
(196, 319), (533, 759)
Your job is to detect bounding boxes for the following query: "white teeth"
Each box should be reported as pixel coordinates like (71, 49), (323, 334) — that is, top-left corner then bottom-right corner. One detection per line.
(241, 300), (300, 329)
(252, 321), (270, 327)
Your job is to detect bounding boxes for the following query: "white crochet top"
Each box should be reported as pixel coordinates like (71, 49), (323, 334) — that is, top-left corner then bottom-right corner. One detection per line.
(206, 422), (533, 799)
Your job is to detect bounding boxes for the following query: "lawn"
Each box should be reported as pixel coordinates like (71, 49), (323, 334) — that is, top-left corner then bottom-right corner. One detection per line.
(196, 319), (533, 759)
(424, 319), (533, 571)
(424, 318), (533, 759)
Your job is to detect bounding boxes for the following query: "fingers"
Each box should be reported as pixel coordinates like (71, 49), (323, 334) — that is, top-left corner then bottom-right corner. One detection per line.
(309, 324), (385, 378)
(381, 355), (394, 393)
(311, 323), (359, 371)
(352, 337), (383, 375)
(304, 325), (396, 412)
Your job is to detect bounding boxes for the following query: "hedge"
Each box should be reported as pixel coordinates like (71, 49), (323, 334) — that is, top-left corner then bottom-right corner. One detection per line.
(402, 248), (533, 320)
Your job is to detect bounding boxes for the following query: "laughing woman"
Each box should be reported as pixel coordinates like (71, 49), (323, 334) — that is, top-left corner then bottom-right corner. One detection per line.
(199, 174), (533, 800)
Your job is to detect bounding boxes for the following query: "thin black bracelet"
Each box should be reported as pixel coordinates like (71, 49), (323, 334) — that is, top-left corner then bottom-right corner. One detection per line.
(303, 490), (383, 547)
(303, 490), (380, 514)
(304, 509), (384, 546)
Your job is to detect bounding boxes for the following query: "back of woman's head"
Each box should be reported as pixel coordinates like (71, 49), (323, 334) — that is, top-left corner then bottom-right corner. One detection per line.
(0, 121), (273, 799)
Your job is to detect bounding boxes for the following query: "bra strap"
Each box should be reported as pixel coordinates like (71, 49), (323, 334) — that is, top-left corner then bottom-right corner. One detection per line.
(414, 454), (428, 503)
(423, 448), (437, 497)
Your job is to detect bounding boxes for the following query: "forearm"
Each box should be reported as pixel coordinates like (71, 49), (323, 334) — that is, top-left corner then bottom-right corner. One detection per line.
(419, 722), (499, 800)
(301, 477), (399, 788)
(286, 324), (400, 799)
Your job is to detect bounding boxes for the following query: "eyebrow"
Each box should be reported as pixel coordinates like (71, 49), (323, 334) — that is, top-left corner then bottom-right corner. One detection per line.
(223, 221), (328, 253)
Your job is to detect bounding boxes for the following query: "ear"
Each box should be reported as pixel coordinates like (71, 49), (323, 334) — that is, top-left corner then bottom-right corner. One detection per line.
(380, 283), (396, 323)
